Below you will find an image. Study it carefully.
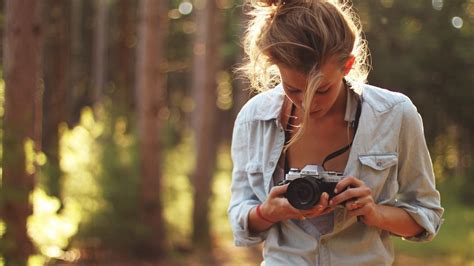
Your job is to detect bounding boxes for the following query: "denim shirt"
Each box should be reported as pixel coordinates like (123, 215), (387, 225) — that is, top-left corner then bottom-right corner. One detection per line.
(228, 82), (444, 265)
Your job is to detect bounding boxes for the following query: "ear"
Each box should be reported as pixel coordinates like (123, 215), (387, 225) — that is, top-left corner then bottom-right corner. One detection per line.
(343, 55), (355, 76)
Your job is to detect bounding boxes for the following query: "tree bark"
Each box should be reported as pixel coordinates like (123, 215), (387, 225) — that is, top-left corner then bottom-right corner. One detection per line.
(69, 0), (94, 127)
(115, 0), (136, 114)
(1, 0), (42, 264)
(135, 0), (168, 258)
(41, 0), (70, 207)
(191, 0), (222, 250)
(92, 0), (108, 106)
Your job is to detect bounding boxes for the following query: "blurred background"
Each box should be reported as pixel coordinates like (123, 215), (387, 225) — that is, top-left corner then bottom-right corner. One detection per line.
(0, 0), (473, 265)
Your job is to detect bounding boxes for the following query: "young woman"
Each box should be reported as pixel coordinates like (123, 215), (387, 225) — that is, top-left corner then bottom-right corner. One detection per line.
(228, 0), (444, 265)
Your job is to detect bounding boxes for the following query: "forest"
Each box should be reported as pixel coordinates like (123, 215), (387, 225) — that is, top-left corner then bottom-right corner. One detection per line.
(0, 0), (473, 265)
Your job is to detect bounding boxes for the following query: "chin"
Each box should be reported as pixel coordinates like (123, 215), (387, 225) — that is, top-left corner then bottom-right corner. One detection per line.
(309, 109), (325, 117)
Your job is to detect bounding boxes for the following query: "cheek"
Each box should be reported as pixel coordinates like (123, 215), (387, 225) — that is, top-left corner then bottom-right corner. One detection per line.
(287, 94), (303, 107)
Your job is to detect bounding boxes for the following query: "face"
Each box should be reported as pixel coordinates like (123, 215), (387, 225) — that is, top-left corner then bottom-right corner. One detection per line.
(278, 56), (348, 118)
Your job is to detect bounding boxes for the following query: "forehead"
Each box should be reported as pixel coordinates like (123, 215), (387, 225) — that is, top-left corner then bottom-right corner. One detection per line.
(278, 58), (342, 89)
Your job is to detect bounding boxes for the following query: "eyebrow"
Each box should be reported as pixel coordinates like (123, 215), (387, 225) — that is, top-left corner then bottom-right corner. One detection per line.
(283, 82), (330, 90)
(283, 82), (301, 91)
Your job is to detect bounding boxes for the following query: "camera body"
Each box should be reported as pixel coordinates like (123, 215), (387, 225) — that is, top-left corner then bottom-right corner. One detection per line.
(281, 165), (344, 210)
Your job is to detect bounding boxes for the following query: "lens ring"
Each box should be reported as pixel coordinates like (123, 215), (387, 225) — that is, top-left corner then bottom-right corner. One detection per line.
(286, 177), (321, 210)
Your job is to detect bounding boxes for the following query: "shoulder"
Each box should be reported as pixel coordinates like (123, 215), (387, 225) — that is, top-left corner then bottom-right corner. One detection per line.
(234, 84), (285, 125)
(356, 83), (422, 127)
(358, 83), (414, 113)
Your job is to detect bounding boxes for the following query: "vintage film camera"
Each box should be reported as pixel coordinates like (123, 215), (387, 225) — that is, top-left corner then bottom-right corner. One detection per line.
(280, 165), (345, 210)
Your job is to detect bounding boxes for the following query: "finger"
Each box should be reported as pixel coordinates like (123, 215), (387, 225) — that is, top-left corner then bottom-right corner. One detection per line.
(304, 205), (335, 218)
(344, 195), (368, 210)
(269, 183), (289, 197)
(303, 193), (329, 215)
(320, 207), (335, 215)
(318, 192), (329, 208)
(330, 186), (371, 206)
(346, 204), (370, 219)
(334, 176), (364, 194)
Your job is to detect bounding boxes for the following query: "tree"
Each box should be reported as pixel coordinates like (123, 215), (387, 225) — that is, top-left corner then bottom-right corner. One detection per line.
(135, 0), (168, 258)
(1, 0), (42, 264)
(113, 0), (136, 116)
(41, 0), (70, 208)
(92, 0), (109, 106)
(191, 0), (223, 250)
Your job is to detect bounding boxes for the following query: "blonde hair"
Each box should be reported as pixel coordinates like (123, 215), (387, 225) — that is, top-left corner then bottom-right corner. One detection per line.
(238, 0), (370, 146)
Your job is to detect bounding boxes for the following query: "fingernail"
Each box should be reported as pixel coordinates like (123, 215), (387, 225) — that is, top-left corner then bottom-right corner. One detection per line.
(334, 188), (338, 194)
(318, 205), (323, 210)
(329, 200), (334, 206)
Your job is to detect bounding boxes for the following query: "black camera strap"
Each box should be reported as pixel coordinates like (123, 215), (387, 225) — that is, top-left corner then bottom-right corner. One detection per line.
(284, 99), (362, 173)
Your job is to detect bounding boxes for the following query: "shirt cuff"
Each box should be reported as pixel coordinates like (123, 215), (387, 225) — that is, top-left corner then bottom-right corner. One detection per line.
(395, 202), (443, 242)
(231, 203), (269, 247)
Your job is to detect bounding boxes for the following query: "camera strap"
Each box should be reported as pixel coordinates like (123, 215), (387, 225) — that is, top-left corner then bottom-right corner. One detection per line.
(321, 100), (362, 170)
(284, 99), (362, 173)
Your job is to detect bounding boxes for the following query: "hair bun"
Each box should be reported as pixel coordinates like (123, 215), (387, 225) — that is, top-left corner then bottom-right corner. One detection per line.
(255, 0), (286, 7)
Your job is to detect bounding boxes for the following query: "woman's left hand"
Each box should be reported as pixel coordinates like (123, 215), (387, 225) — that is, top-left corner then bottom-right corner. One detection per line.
(329, 176), (382, 227)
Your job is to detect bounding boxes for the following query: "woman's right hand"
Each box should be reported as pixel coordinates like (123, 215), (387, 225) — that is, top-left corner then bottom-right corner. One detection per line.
(260, 184), (334, 222)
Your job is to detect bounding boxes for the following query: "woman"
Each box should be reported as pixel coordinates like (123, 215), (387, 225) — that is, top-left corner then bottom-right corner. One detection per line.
(228, 0), (444, 265)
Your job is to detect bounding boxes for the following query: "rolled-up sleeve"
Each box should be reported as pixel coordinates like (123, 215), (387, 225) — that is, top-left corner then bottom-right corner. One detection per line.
(227, 119), (268, 246)
(395, 100), (444, 242)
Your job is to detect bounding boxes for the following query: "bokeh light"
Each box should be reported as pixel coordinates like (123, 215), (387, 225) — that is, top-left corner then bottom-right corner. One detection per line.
(179, 2), (193, 15)
(451, 16), (464, 29)
(432, 0), (443, 11)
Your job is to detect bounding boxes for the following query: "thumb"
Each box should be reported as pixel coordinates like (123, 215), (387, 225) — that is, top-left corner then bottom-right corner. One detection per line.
(269, 183), (289, 198)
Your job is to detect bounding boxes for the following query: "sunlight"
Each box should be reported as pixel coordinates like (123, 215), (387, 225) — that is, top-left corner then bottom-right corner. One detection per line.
(28, 188), (81, 260)
(210, 144), (233, 237)
(0, 78), (5, 118)
(0, 220), (5, 237)
(27, 255), (46, 266)
(163, 132), (195, 241)
(60, 107), (106, 223)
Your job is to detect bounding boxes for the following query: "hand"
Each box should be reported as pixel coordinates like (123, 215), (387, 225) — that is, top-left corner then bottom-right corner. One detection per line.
(329, 176), (382, 226)
(261, 184), (334, 222)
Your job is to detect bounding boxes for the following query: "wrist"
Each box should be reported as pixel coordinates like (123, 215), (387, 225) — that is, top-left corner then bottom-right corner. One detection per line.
(369, 204), (386, 227)
(256, 204), (277, 224)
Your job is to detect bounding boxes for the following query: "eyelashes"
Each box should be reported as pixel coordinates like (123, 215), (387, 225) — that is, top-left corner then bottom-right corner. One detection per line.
(284, 84), (330, 94)
(316, 86), (330, 94)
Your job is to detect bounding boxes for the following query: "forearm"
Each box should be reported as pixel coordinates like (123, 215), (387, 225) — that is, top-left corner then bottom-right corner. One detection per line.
(248, 205), (274, 234)
(373, 205), (424, 237)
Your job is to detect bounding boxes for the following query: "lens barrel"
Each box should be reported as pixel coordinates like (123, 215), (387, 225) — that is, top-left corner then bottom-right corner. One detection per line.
(286, 177), (322, 210)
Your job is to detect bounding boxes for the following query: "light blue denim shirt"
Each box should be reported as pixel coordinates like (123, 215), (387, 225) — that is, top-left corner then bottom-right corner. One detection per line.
(228, 82), (444, 265)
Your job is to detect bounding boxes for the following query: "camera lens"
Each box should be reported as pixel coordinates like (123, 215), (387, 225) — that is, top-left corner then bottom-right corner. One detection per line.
(286, 177), (322, 210)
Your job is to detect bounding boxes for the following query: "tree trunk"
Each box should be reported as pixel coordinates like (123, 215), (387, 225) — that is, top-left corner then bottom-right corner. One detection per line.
(69, 0), (93, 127)
(1, 0), (42, 264)
(191, 0), (222, 250)
(92, 0), (108, 106)
(135, 0), (168, 258)
(115, 0), (136, 115)
(41, 0), (70, 207)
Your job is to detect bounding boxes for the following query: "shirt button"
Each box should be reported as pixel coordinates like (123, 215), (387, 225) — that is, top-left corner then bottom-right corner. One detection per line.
(269, 161), (275, 168)
(376, 161), (383, 167)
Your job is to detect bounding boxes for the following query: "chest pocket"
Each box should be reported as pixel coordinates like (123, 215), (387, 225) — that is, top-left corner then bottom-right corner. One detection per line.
(358, 153), (398, 202)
